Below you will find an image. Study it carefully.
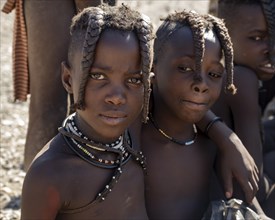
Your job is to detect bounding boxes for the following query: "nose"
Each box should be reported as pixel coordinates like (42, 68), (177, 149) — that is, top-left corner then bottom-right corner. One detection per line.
(192, 73), (209, 93)
(105, 84), (126, 106)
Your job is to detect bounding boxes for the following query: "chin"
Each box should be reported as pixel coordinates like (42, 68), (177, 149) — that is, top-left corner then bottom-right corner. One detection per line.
(184, 113), (206, 124)
(258, 73), (275, 81)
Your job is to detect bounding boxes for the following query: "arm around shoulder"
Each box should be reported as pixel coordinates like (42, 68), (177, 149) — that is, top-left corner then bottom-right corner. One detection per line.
(197, 110), (259, 204)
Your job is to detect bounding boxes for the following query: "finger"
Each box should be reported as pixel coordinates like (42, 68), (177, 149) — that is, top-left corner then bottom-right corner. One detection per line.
(253, 165), (260, 183)
(245, 181), (254, 204)
(251, 169), (259, 196)
(235, 173), (254, 204)
(221, 170), (233, 199)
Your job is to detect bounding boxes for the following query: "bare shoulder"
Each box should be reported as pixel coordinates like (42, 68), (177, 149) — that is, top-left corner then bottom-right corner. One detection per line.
(233, 65), (259, 89)
(22, 134), (77, 196)
(221, 65), (259, 108)
(21, 134), (76, 219)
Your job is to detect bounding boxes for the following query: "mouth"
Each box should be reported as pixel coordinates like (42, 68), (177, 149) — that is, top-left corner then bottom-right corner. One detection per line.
(99, 111), (127, 126)
(259, 62), (275, 74)
(181, 100), (208, 111)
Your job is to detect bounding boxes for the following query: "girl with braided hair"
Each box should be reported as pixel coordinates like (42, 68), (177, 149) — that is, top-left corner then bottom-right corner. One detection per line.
(140, 10), (247, 219)
(21, 4), (154, 219)
(213, 0), (275, 218)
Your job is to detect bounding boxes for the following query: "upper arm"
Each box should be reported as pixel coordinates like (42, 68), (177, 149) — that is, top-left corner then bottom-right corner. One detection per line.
(21, 163), (62, 220)
(225, 67), (262, 166)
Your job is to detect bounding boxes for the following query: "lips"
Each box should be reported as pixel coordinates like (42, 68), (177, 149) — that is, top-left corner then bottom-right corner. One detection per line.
(263, 63), (273, 68)
(99, 111), (127, 126)
(181, 99), (208, 111)
(259, 62), (275, 75)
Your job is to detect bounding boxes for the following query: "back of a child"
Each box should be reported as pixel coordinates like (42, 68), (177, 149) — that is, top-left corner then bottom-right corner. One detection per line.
(213, 0), (275, 218)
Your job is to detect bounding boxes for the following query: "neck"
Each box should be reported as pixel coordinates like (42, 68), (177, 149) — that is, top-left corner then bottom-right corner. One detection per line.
(149, 111), (197, 146)
(73, 113), (123, 144)
(151, 109), (194, 138)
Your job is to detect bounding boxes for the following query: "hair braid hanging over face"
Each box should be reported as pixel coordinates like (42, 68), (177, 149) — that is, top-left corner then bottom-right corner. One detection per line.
(135, 14), (154, 122)
(154, 10), (236, 94)
(184, 11), (206, 76)
(160, 11), (206, 75)
(69, 4), (154, 122)
(75, 7), (105, 110)
(205, 14), (237, 94)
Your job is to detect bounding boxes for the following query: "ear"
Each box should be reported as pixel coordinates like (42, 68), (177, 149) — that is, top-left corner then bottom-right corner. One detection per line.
(61, 61), (73, 94)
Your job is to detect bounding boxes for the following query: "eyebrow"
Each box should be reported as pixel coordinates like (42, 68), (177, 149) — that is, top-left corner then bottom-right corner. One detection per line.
(249, 29), (267, 35)
(90, 65), (142, 75)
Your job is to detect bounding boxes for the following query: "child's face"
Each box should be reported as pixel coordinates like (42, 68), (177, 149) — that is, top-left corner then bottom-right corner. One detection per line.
(229, 4), (275, 80)
(71, 30), (144, 142)
(153, 26), (224, 123)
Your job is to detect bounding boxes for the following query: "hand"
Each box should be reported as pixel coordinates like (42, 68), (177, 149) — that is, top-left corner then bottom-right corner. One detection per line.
(216, 132), (259, 204)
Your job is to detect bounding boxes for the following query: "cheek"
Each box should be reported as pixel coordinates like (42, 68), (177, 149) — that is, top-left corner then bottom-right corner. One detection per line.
(209, 82), (222, 105)
(128, 88), (144, 113)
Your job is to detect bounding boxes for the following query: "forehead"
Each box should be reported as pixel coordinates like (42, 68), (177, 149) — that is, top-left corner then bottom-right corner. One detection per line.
(232, 4), (267, 33)
(91, 28), (141, 71)
(71, 29), (140, 73)
(164, 26), (221, 59)
(98, 29), (139, 50)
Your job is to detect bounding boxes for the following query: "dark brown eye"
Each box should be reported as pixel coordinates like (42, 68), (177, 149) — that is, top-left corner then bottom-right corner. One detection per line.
(209, 71), (222, 78)
(127, 77), (142, 85)
(178, 66), (193, 73)
(89, 73), (105, 80)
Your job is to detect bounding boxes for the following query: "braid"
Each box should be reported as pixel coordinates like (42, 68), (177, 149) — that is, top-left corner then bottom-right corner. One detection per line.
(205, 14), (237, 94)
(184, 11), (205, 76)
(261, 0), (275, 65)
(69, 4), (154, 121)
(155, 11), (205, 75)
(154, 10), (236, 96)
(136, 14), (154, 122)
(73, 7), (105, 110)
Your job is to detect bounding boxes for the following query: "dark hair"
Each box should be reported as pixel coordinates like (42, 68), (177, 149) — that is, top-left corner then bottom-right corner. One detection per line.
(218, 0), (275, 65)
(68, 4), (154, 122)
(261, 0), (275, 65)
(154, 10), (236, 94)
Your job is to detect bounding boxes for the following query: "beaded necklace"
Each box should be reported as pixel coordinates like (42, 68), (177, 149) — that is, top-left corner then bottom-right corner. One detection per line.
(58, 113), (146, 202)
(149, 113), (197, 146)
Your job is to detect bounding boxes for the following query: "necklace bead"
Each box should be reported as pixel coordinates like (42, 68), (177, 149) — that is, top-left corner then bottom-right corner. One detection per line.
(149, 113), (197, 146)
(60, 113), (147, 203)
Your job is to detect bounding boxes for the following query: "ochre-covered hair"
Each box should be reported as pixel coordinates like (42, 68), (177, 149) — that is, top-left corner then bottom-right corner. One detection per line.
(218, 0), (275, 66)
(154, 10), (236, 94)
(69, 4), (154, 122)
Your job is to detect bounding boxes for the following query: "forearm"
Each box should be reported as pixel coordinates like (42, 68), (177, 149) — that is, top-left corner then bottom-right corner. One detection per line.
(74, 0), (102, 11)
(198, 111), (259, 203)
(196, 110), (233, 149)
